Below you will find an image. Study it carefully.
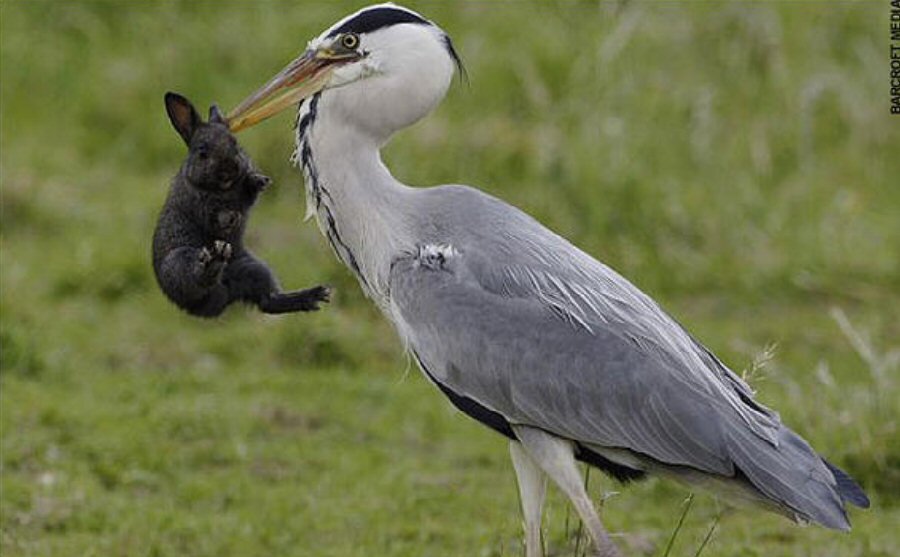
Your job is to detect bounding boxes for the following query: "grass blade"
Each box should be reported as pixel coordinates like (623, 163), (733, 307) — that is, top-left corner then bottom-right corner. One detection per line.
(693, 513), (720, 557)
(661, 493), (695, 557)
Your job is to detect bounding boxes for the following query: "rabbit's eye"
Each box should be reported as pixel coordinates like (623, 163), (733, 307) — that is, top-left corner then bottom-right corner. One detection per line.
(195, 145), (210, 159)
(340, 33), (359, 50)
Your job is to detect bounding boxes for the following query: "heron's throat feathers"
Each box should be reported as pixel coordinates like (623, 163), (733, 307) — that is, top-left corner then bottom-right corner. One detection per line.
(292, 94), (323, 222)
(293, 95), (411, 303)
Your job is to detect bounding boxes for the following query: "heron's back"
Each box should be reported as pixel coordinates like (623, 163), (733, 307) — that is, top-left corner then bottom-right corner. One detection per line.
(394, 183), (868, 529)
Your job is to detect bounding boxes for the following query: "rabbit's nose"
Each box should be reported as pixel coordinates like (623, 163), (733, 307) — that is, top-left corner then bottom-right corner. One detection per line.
(253, 174), (272, 189)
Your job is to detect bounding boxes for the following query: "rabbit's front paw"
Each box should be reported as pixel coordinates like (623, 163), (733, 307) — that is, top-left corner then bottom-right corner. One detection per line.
(196, 241), (231, 281)
(198, 246), (213, 265)
(212, 240), (233, 261)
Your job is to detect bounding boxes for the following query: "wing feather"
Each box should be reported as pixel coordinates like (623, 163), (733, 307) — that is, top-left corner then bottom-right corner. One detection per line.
(385, 186), (854, 528)
(416, 185), (780, 445)
(389, 247), (736, 475)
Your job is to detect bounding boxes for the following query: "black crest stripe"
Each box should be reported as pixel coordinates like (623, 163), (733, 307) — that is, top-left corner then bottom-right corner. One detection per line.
(326, 6), (429, 38)
(443, 34), (467, 82)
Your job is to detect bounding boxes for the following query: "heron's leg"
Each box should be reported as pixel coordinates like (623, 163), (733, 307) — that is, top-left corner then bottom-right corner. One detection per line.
(510, 440), (547, 557)
(512, 426), (622, 557)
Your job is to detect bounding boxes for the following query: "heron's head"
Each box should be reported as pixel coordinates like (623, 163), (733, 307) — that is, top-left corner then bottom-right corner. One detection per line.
(228, 3), (462, 141)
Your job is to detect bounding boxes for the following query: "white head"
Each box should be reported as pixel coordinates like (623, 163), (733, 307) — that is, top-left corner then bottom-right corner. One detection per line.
(228, 4), (462, 142)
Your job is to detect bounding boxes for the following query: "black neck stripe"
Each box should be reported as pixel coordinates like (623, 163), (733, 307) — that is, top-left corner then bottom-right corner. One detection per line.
(326, 6), (429, 38)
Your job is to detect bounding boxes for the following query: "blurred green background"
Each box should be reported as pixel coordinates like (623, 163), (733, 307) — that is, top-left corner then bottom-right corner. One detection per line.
(2, 1), (898, 556)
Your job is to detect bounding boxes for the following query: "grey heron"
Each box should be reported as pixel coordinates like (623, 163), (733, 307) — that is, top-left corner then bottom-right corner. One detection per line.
(227, 4), (869, 556)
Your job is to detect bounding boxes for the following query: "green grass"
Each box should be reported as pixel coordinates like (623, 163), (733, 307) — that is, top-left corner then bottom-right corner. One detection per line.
(2, 1), (898, 556)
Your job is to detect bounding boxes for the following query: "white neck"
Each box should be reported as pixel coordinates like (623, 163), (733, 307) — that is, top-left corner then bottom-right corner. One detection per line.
(293, 94), (415, 306)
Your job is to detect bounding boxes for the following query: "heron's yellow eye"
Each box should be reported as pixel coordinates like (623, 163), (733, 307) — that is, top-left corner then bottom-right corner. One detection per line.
(341, 33), (359, 50)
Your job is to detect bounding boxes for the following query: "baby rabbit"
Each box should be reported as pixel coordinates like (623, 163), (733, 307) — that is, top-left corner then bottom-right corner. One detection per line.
(153, 92), (329, 318)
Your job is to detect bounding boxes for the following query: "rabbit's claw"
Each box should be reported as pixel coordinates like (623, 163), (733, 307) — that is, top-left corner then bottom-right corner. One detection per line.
(213, 240), (233, 261)
(196, 242), (230, 277)
(311, 285), (331, 304)
(301, 285), (332, 311)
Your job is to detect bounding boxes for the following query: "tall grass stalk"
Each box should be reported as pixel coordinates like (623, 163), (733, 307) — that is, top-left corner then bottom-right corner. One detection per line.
(692, 513), (720, 557)
(661, 494), (695, 557)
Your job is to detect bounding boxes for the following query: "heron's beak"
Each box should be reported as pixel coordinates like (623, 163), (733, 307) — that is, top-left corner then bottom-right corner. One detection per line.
(227, 47), (361, 132)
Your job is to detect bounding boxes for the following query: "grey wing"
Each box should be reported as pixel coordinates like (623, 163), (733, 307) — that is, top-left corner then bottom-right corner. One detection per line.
(390, 246), (738, 474)
(388, 246), (850, 528)
(387, 186), (853, 528)
(411, 185), (781, 448)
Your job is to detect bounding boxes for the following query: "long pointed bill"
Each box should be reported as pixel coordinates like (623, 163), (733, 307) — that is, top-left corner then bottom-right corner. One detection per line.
(227, 48), (359, 132)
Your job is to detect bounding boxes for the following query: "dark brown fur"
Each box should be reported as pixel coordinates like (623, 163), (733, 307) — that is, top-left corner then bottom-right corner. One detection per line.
(152, 92), (329, 317)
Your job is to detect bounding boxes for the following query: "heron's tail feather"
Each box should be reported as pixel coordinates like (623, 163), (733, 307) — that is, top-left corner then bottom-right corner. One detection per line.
(822, 458), (870, 509)
(727, 425), (863, 531)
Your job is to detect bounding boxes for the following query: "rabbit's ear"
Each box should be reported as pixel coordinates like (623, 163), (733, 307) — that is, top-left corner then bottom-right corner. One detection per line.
(165, 92), (202, 146)
(209, 104), (226, 125)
